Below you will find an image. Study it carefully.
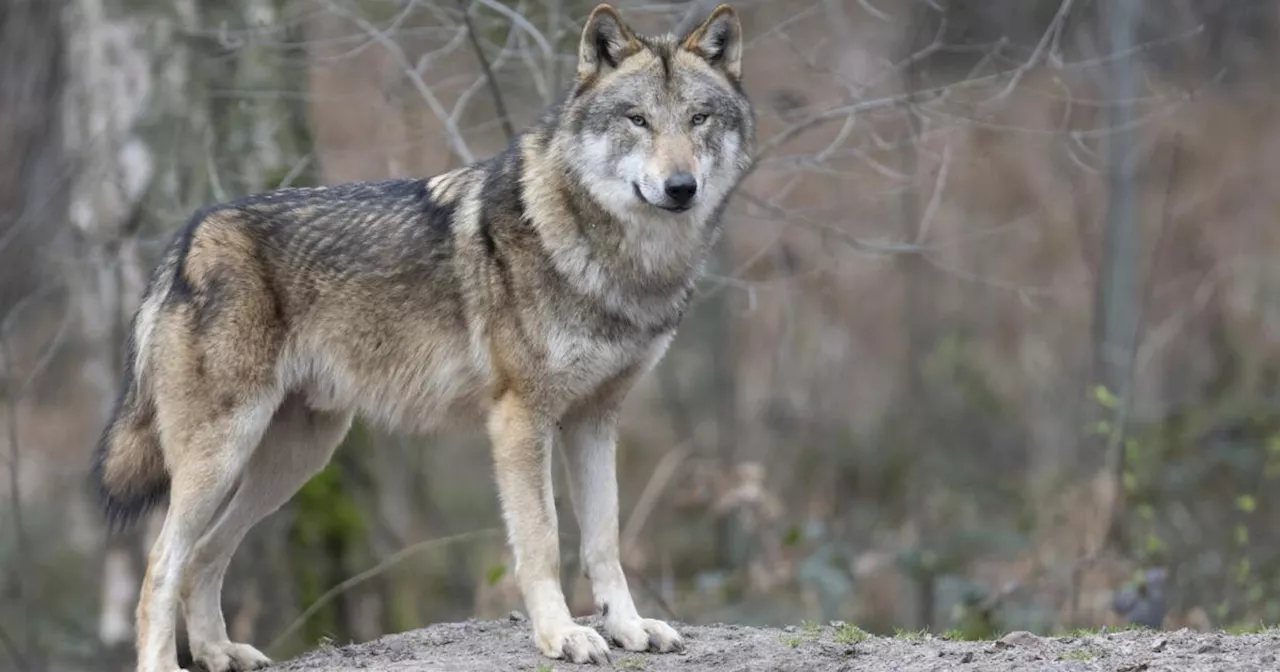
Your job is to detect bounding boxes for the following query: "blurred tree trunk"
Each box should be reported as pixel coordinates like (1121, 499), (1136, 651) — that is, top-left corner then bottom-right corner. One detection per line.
(1093, 0), (1142, 548)
(0, 0), (66, 313)
(709, 244), (741, 569)
(59, 0), (153, 662)
(896, 13), (938, 632)
(1, 3), (67, 667)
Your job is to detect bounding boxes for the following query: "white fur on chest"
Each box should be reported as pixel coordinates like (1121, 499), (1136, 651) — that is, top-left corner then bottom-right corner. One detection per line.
(546, 325), (627, 375)
(543, 324), (673, 400)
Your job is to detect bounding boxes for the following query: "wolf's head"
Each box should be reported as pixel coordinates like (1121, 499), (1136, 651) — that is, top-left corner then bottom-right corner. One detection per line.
(555, 4), (754, 222)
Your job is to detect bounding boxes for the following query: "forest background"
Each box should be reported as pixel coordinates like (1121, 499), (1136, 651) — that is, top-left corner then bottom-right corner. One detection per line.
(3, 1), (1280, 670)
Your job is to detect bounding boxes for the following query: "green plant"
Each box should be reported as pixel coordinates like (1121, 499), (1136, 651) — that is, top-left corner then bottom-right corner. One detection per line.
(780, 621), (824, 648)
(616, 657), (646, 670)
(834, 623), (871, 644)
(1223, 621), (1277, 635)
(893, 627), (928, 641)
(1059, 647), (1100, 662)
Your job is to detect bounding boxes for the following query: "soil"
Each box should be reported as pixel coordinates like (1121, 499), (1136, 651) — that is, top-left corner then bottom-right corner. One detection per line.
(271, 615), (1280, 671)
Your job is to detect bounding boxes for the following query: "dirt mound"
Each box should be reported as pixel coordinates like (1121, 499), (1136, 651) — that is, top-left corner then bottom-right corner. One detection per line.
(272, 616), (1279, 671)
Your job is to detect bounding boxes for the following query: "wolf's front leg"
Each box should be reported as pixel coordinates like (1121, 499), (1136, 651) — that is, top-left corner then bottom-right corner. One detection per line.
(561, 407), (685, 654)
(488, 393), (611, 664)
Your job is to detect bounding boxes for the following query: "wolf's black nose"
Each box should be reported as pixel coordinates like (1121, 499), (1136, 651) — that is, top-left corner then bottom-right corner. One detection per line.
(664, 172), (698, 206)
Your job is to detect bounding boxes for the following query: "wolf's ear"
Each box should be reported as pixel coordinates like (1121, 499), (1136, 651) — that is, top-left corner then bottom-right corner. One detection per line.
(682, 4), (743, 80)
(577, 4), (640, 80)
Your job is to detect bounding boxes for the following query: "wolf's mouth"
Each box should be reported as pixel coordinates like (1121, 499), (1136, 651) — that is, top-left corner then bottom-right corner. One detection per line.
(632, 183), (692, 213)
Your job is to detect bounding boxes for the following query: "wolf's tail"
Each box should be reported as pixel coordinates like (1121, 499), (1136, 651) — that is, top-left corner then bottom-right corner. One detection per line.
(91, 263), (173, 529)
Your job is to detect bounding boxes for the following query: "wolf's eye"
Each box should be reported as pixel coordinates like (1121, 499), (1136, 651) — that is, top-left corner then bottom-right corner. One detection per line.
(628, 115), (648, 128)
(691, 113), (709, 126)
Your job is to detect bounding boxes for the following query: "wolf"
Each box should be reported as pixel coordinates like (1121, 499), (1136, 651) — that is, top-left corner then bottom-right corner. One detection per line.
(90, 4), (753, 671)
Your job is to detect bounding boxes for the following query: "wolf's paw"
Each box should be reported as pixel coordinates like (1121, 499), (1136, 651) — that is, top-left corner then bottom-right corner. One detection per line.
(606, 617), (685, 653)
(537, 622), (612, 664)
(191, 641), (271, 672)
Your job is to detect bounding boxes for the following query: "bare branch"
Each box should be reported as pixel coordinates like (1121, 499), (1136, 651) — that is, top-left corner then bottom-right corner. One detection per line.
(914, 138), (951, 246)
(545, 0), (564, 94)
(457, 0), (515, 142)
(451, 19), (519, 128)
(0, 624), (27, 672)
(858, 0), (892, 23)
(985, 0), (1077, 103)
(266, 527), (502, 656)
(621, 445), (690, 558)
(1, 330), (32, 666)
(738, 189), (924, 256)
(473, 0), (554, 59)
(323, 0), (475, 164)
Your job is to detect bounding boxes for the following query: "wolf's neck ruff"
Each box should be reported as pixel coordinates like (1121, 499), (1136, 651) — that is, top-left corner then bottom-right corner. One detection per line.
(509, 139), (704, 328)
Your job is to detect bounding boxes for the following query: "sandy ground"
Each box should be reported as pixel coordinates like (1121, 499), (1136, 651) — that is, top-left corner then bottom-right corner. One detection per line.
(271, 614), (1280, 671)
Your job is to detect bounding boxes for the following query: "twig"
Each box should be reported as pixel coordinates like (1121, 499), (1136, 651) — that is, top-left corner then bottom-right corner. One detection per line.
(545, 0), (564, 95)
(266, 527), (502, 656)
(457, 0), (515, 142)
(621, 446), (690, 557)
(511, 0), (550, 104)
(276, 154), (312, 189)
(741, 2), (822, 48)
(738, 190), (924, 256)
(1, 334), (32, 665)
(0, 145), (84, 260)
(204, 127), (229, 203)
(857, 0), (891, 22)
(451, 17), (518, 128)
(1102, 131), (1183, 547)
(749, 16), (1201, 179)
(472, 0), (553, 58)
(413, 26), (471, 77)
(985, 0), (1076, 103)
(0, 281), (64, 668)
(920, 251), (1058, 300)
(0, 624), (28, 672)
(749, 92), (919, 174)
(914, 138), (951, 246)
(324, 0), (475, 164)
(18, 296), (74, 395)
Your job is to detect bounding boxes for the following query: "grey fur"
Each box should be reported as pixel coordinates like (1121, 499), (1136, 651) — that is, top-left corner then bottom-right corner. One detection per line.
(91, 5), (753, 671)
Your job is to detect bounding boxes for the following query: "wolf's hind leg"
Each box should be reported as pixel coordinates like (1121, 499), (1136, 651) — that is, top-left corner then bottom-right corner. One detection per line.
(561, 407), (684, 654)
(182, 396), (353, 672)
(489, 393), (612, 664)
(136, 398), (278, 672)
